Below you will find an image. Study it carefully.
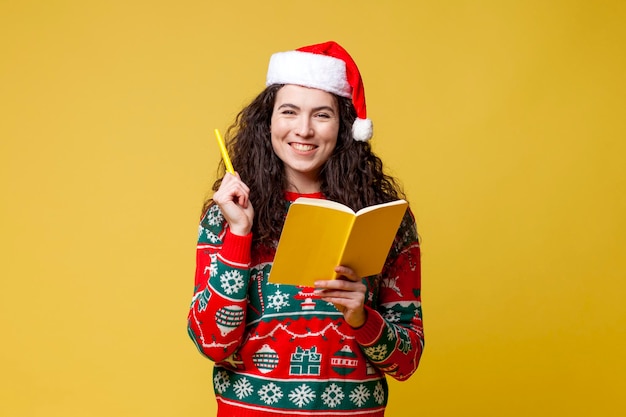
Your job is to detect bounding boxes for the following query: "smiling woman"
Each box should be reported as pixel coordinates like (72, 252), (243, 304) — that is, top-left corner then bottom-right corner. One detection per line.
(187, 41), (424, 417)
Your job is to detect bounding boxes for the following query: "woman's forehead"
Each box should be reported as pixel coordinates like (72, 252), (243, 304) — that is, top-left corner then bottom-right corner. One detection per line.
(274, 85), (338, 108)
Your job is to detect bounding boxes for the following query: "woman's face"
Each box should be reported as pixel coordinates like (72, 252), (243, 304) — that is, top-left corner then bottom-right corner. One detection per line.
(271, 84), (340, 192)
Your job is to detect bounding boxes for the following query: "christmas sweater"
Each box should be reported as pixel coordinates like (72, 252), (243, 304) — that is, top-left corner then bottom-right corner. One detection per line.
(188, 192), (424, 416)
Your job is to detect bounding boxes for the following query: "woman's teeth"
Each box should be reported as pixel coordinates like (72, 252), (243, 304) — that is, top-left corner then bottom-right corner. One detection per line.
(291, 143), (316, 151)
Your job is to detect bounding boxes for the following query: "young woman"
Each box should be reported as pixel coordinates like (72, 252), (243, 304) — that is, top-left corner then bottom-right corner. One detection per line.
(188, 41), (424, 416)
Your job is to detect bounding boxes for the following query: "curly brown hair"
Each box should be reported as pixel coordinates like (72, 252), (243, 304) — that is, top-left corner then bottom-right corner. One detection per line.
(205, 84), (405, 246)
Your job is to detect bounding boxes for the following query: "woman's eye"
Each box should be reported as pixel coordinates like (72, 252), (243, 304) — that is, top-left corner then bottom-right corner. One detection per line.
(316, 113), (330, 119)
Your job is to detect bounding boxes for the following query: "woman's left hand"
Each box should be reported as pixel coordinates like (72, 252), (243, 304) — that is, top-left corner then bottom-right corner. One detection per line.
(314, 266), (367, 328)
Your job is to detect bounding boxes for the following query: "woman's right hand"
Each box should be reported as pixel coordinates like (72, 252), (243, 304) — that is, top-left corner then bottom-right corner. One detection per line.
(211, 172), (254, 236)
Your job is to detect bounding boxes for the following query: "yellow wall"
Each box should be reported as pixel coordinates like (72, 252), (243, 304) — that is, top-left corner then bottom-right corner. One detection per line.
(2, 1), (624, 416)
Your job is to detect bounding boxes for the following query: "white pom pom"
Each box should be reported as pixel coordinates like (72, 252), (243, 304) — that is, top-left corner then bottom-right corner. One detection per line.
(352, 118), (373, 142)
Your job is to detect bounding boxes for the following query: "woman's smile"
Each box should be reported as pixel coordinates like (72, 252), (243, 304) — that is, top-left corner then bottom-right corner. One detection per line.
(289, 142), (318, 152)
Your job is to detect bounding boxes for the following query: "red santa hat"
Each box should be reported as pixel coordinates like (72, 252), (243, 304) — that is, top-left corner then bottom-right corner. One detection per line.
(266, 41), (373, 142)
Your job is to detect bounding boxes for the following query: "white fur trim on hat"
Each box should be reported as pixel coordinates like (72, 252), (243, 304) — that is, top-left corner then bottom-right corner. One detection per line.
(266, 51), (352, 98)
(352, 117), (373, 142)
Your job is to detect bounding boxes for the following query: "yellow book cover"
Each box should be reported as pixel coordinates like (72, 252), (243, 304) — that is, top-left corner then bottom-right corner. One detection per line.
(269, 198), (409, 286)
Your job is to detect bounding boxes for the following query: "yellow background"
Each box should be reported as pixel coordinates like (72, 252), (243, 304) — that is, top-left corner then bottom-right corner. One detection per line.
(2, 1), (624, 416)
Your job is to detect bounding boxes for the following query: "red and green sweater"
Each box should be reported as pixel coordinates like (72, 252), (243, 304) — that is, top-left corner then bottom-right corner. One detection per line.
(188, 192), (424, 416)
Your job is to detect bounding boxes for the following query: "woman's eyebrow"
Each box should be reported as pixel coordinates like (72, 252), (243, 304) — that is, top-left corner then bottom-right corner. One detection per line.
(276, 103), (300, 110)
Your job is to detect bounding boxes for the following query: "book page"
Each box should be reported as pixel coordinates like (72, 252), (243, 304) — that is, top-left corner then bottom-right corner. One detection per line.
(291, 197), (355, 214)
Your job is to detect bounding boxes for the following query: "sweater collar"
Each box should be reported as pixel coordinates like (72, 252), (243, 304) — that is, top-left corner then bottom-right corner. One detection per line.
(283, 191), (325, 202)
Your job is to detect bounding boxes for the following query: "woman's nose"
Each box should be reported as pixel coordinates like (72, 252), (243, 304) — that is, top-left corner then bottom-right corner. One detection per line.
(295, 118), (314, 137)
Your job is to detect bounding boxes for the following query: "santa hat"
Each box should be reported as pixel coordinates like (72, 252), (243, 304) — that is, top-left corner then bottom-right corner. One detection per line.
(266, 41), (373, 142)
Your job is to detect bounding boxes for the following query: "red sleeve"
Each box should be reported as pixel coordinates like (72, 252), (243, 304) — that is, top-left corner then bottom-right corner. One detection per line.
(187, 205), (253, 362)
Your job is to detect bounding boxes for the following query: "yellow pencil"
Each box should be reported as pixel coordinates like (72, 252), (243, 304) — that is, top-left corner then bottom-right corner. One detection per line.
(214, 128), (235, 174)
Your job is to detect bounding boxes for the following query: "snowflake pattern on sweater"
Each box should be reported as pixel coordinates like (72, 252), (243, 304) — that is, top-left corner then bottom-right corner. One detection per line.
(188, 198), (424, 417)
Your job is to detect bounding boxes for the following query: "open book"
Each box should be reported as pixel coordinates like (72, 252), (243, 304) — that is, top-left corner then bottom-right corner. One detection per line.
(269, 198), (408, 286)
